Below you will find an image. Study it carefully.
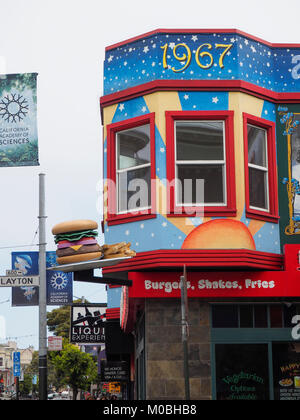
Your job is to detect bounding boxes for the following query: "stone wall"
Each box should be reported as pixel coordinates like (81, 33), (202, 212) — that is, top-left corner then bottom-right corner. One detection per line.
(145, 299), (211, 400)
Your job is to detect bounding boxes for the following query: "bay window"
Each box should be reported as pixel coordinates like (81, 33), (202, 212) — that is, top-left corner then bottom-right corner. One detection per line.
(166, 111), (236, 217)
(107, 113), (156, 225)
(243, 113), (279, 223)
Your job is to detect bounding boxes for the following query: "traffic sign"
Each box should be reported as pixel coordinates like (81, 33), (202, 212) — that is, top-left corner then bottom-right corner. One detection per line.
(48, 336), (63, 351)
(13, 352), (21, 377)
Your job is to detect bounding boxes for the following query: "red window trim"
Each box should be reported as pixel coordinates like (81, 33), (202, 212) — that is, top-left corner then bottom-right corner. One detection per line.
(106, 113), (156, 226)
(166, 110), (236, 217)
(243, 113), (279, 223)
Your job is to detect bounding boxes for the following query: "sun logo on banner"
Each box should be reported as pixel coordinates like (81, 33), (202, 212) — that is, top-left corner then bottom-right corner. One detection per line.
(0, 93), (29, 123)
(50, 272), (68, 290)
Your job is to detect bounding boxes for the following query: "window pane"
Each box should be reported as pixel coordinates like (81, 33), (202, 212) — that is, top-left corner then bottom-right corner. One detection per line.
(215, 344), (270, 400)
(247, 125), (267, 168)
(249, 167), (268, 209)
(273, 342), (300, 400)
(176, 121), (224, 161)
(270, 305), (283, 328)
(118, 166), (151, 212)
(212, 305), (238, 328)
(177, 164), (224, 204)
(117, 124), (150, 170)
(283, 305), (298, 328)
(239, 305), (254, 328)
(254, 305), (268, 328)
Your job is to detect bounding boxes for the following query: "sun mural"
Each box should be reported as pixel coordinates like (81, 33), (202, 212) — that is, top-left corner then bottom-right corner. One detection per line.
(181, 219), (256, 250)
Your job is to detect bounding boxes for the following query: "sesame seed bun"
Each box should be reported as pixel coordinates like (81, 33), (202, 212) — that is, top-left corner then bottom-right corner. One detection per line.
(52, 220), (98, 235)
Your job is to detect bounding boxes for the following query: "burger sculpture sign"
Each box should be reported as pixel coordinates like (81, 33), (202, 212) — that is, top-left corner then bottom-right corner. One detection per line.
(52, 220), (103, 264)
(51, 219), (136, 266)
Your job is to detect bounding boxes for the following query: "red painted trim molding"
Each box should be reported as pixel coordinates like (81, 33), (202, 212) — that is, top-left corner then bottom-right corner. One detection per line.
(102, 249), (283, 274)
(106, 113), (156, 225)
(243, 113), (279, 223)
(105, 28), (300, 51)
(100, 80), (300, 117)
(106, 307), (120, 320)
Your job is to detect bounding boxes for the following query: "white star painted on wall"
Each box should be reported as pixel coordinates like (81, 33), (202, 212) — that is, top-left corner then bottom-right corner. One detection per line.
(212, 97), (219, 104)
(119, 104), (125, 111)
(141, 106), (147, 113)
(143, 46), (149, 53)
(184, 94), (189, 100)
(191, 35), (198, 42)
(107, 55), (114, 62)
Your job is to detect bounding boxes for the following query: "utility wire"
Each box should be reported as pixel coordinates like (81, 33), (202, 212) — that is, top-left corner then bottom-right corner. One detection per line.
(0, 243), (39, 250)
(0, 299), (9, 304)
(0, 225), (40, 250)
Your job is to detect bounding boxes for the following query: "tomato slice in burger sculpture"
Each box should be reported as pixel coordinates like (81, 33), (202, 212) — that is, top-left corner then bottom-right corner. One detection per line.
(52, 220), (103, 265)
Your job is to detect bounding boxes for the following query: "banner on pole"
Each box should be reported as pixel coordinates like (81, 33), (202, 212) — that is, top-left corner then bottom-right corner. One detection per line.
(0, 73), (39, 167)
(11, 252), (39, 306)
(46, 251), (73, 306)
(11, 251), (73, 306)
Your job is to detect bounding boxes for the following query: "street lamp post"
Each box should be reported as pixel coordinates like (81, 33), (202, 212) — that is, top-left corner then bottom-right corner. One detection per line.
(38, 173), (47, 400)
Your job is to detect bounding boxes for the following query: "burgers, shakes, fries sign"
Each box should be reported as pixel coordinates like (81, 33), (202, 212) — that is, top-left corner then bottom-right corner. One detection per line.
(0, 270), (39, 287)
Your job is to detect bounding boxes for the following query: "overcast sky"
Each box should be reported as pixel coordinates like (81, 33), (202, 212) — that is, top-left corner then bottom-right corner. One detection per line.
(0, 0), (299, 350)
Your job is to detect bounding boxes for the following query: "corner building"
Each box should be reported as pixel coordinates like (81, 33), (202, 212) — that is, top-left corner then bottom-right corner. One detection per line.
(100, 29), (300, 400)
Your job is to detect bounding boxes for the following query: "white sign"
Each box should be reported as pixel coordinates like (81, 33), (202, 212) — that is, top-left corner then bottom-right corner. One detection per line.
(0, 275), (39, 287)
(48, 336), (63, 351)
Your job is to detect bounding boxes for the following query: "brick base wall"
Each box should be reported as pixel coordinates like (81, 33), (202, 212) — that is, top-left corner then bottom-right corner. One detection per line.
(145, 299), (212, 400)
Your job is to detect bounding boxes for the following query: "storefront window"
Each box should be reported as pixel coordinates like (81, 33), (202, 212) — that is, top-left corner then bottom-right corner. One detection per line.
(212, 304), (300, 329)
(273, 343), (300, 400)
(215, 344), (269, 400)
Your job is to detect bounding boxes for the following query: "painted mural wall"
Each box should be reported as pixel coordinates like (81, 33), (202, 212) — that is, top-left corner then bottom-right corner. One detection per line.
(102, 30), (300, 256)
(102, 90), (280, 255)
(277, 105), (300, 247)
(103, 30), (300, 95)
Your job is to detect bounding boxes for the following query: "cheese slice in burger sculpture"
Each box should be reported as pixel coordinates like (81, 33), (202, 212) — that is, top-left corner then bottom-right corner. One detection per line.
(52, 220), (103, 265)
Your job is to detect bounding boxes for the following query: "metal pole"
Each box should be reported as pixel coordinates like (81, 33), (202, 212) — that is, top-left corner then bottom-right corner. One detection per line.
(15, 377), (19, 400)
(38, 173), (47, 400)
(180, 265), (190, 400)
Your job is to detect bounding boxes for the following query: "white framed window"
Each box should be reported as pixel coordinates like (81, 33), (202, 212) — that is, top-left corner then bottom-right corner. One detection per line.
(247, 124), (269, 212)
(116, 123), (151, 214)
(174, 120), (227, 206)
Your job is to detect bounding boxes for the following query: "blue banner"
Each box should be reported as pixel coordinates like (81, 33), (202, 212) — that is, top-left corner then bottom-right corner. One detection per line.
(0, 73), (39, 167)
(11, 252), (39, 306)
(46, 251), (73, 306)
(11, 251), (73, 306)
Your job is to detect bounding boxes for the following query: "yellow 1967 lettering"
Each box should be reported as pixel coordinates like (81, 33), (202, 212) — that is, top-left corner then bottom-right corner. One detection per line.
(161, 42), (233, 73)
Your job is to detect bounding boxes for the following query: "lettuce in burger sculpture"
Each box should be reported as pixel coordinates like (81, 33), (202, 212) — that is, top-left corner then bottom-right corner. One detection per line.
(52, 219), (102, 265)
